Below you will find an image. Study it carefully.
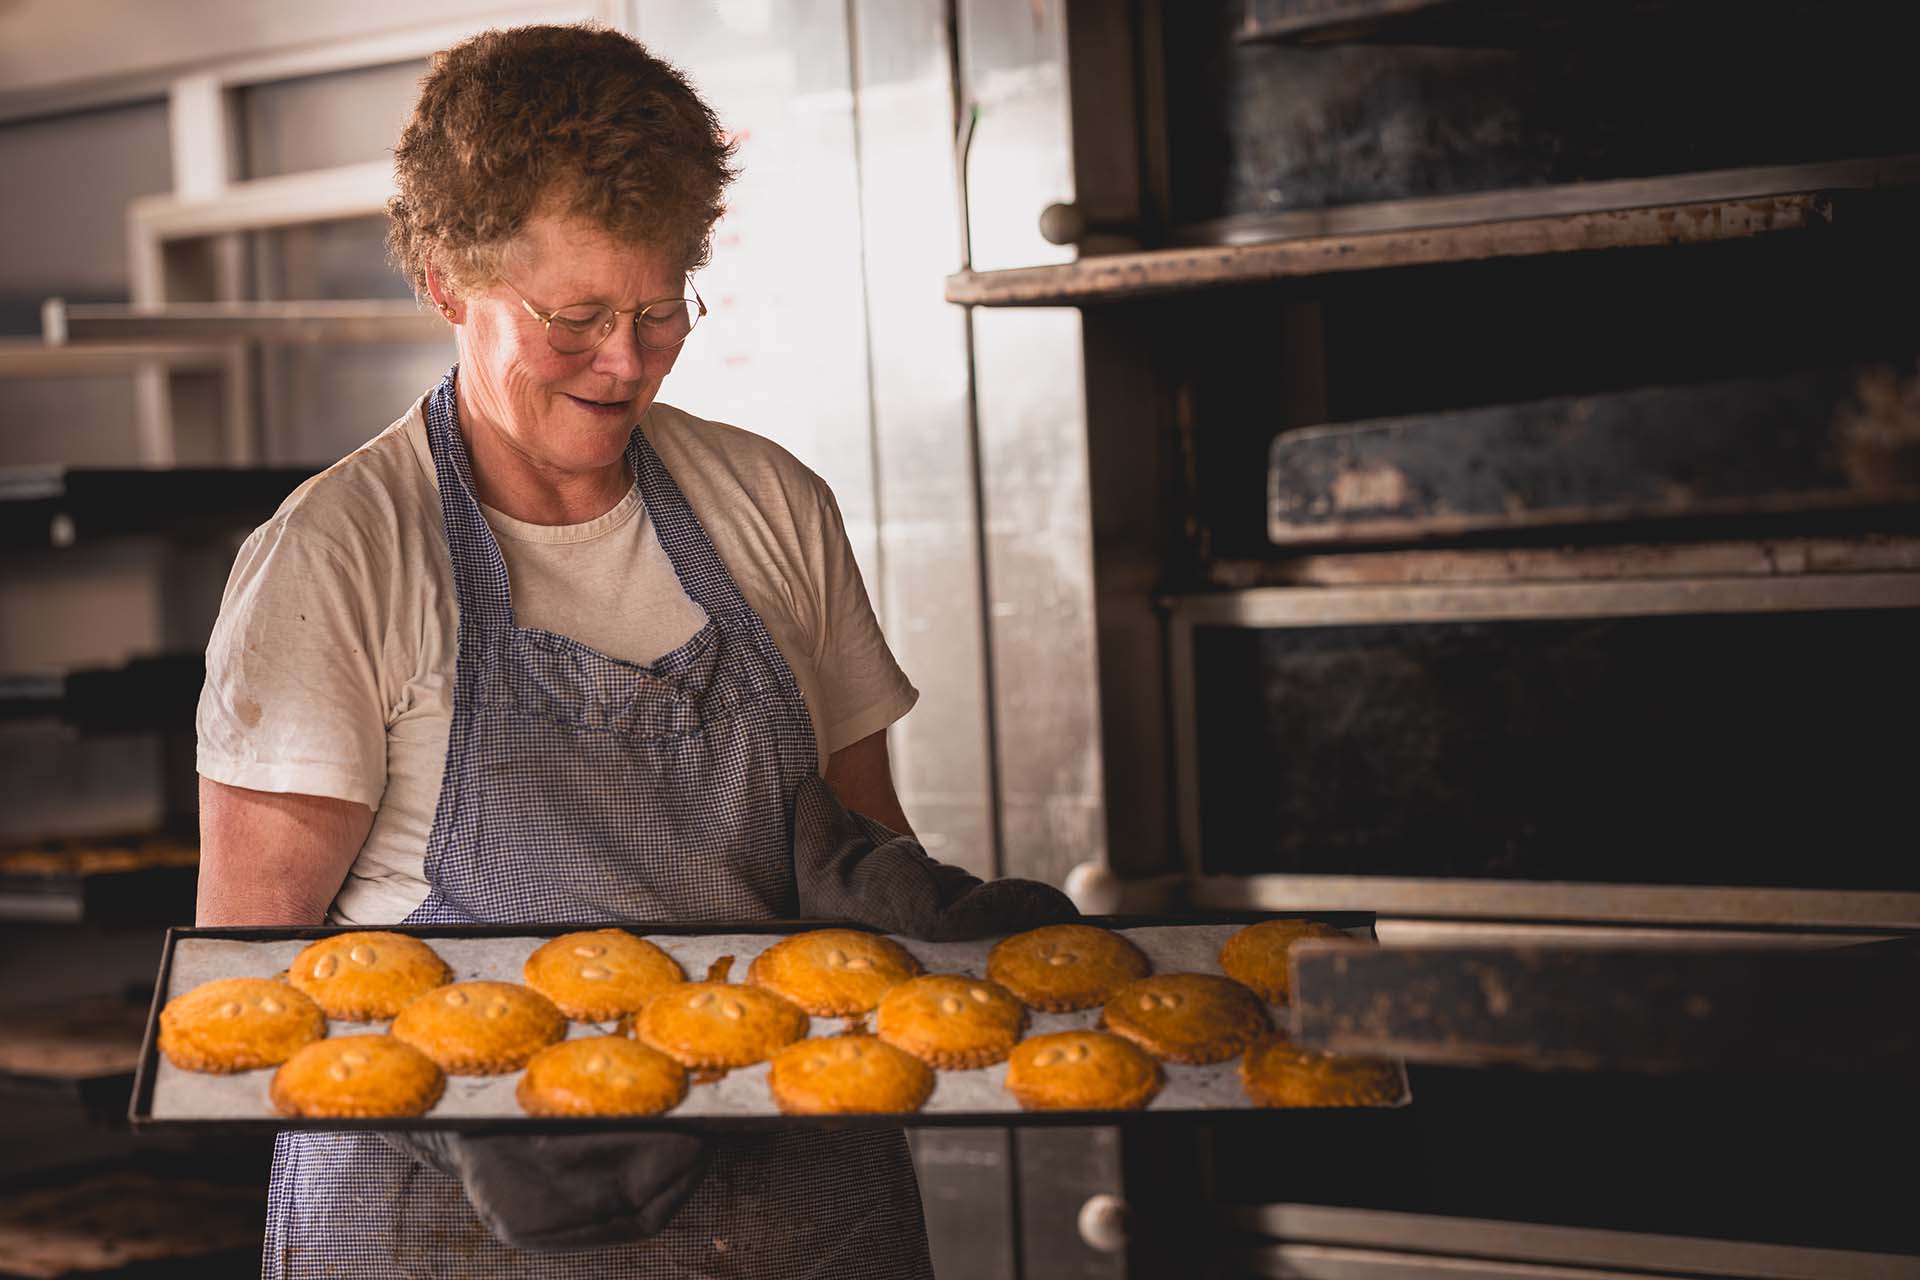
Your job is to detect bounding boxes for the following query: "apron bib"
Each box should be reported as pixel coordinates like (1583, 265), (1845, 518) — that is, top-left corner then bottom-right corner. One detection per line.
(261, 373), (931, 1279)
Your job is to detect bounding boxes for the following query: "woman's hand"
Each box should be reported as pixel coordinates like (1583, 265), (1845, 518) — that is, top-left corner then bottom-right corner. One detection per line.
(196, 777), (373, 926)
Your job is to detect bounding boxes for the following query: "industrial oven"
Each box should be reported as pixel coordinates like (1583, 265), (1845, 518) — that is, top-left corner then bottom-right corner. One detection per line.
(945, 0), (1920, 1274)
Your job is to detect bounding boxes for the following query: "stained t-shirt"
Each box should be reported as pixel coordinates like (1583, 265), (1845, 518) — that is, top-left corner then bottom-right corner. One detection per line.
(195, 395), (916, 924)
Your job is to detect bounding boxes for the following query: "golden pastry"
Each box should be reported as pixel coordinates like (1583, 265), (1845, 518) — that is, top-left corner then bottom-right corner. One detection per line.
(158, 977), (325, 1073)
(766, 1034), (934, 1115)
(747, 928), (921, 1016)
(630, 981), (809, 1069)
(1004, 1030), (1162, 1112)
(270, 1034), (445, 1117)
(1218, 918), (1356, 1004)
(390, 981), (565, 1075)
(1241, 1034), (1403, 1108)
(516, 1035), (688, 1116)
(288, 931), (452, 1020)
(523, 928), (684, 1022)
(987, 924), (1149, 1012)
(873, 974), (1026, 1070)
(1102, 974), (1268, 1065)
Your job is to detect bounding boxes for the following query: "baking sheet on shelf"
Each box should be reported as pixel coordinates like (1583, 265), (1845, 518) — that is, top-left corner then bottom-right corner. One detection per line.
(134, 917), (1409, 1131)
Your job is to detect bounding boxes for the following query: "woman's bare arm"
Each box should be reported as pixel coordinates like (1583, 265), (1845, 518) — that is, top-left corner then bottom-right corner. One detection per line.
(824, 727), (914, 837)
(196, 777), (374, 926)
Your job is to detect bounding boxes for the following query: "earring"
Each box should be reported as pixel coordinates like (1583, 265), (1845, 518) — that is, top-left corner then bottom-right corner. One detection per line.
(438, 303), (456, 319)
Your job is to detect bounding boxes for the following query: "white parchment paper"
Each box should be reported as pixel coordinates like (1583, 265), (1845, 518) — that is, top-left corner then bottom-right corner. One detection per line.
(148, 924), (1409, 1125)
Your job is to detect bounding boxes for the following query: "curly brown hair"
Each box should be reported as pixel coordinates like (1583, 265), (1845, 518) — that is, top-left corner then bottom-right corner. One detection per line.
(387, 23), (736, 298)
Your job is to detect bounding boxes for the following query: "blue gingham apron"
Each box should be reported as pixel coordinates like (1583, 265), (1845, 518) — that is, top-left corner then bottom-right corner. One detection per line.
(262, 372), (933, 1278)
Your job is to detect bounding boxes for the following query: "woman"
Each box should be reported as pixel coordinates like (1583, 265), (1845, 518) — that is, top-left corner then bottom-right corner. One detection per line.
(195, 24), (1068, 1278)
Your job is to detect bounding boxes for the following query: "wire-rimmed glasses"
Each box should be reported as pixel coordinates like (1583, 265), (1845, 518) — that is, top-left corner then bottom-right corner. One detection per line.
(503, 277), (707, 354)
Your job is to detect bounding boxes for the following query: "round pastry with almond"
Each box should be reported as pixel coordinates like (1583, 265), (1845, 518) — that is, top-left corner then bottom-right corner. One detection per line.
(288, 931), (452, 1021)
(1102, 973), (1269, 1065)
(270, 1034), (445, 1117)
(767, 1034), (934, 1115)
(523, 928), (684, 1022)
(516, 1034), (688, 1116)
(1241, 1034), (1402, 1108)
(1004, 1030), (1162, 1112)
(630, 981), (810, 1069)
(390, 981), (565, 1075)
(1218, 918), (1356, 1005)
(159, 977), (325, 1073)
(987, 924), (1149, 1012)
(874, 974), (1027, 1070)
(747, 928), (921, 1017)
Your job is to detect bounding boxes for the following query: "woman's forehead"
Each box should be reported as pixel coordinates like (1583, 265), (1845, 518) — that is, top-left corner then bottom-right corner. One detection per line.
(509, 213), (683, 297)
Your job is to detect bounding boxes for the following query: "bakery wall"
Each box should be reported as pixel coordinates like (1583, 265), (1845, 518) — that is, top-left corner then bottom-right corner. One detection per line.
(0, 2), (1114, 1274)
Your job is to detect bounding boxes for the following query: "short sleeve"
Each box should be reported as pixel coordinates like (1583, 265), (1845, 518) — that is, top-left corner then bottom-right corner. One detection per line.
(195, 517), (389, 809)
(806, 480), (919, 756)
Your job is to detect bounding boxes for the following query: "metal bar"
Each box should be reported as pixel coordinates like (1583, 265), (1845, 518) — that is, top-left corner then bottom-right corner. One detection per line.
(1223, 1203), (1918, 1280)
(1229, 1244), (1658, 1278)
(1191, 875), (1920, 928)
(0, 339), (225, 378)
(1164, 573), (1920, 629)
(945, 191), (1839, 306)
(1166, 604), (1205, 886)
(1175, 153), (1920, 247)
(1371, 919), (1900, 948)
(1208, 537), (1920, 589)
(46, 300), (448, 346)
(0, 892), (83, 925)
(128, 160), (393, 242)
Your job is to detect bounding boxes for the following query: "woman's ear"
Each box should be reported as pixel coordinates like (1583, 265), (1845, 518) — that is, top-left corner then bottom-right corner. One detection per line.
(424, 261), (462, 324)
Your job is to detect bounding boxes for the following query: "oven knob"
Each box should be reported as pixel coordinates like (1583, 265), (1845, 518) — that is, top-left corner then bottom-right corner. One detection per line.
(1077, 1193), (1129, 1252)
(1064, 860), (1121, 914)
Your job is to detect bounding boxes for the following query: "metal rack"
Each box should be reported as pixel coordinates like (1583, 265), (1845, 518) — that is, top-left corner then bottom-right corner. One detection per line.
(976, 5), (1920, 1270)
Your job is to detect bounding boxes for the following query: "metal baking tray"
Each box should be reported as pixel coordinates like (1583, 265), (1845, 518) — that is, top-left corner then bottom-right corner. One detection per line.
(130, 914), (1409, 1132)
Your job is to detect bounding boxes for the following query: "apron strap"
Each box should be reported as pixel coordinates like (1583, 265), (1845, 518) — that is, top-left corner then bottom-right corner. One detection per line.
(424, 370), (515, 635)
(628, 415), (761, 637)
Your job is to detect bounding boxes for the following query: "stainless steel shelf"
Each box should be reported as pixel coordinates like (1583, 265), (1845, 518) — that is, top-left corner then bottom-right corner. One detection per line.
(0, 337), (226, 377)
(42, 298), (448, 345)
(948, 192), (1848, 306)
(1163, 572), (1920, 630)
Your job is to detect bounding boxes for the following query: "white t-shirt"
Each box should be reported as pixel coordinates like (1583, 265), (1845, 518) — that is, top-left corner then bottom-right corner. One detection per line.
(196, 396), (917, 925)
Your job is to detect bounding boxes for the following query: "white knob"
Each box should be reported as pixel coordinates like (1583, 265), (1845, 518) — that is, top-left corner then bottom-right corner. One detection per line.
(1076, 1193), (1128, 1253)
(1063, 860), (1122, 914)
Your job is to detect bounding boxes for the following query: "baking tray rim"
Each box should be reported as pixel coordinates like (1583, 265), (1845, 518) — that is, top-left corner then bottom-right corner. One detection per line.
(131, 911), (1403, 1134)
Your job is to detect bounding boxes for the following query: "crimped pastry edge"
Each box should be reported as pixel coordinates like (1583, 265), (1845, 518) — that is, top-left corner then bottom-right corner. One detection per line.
(532, 993), (670, 1023)
(160, 1037), (312, 1074)
(745, 935), (920, 1018)
(288, 936), (453, 1020)
(514, 1061), (688, 1116)
(767, 1051), (935, 1115)
(1007, 1072), (1160, 1112)
(882, 1038), (1018, 1071)
(630, 1012), (808, 1069)
(1103, 1018), (1263, 1066)
(523, 931), (685, 1022)
(985, 984), (1108, 1014)
(270, 1069), (446, 1118)
(1219, 976), (1288, 1005)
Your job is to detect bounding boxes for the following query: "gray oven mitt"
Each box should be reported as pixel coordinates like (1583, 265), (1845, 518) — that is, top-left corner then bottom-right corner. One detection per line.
(378, 1128), (709, 1252)
(379, 776), (1074, 1251)
(790, 774), (1080, 940)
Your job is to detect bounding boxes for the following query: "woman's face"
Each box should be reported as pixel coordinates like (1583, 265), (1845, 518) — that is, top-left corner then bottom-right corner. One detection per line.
(452, 211), (686, 482)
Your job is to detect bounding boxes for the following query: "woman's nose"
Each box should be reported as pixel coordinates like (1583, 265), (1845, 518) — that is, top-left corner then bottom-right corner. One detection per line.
(589, 316), (653, 379)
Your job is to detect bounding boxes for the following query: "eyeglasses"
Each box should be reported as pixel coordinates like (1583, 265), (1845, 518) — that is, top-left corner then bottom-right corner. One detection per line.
(502, 276), (707, 354)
